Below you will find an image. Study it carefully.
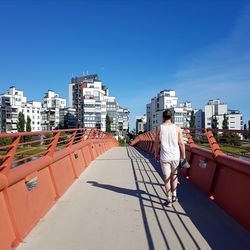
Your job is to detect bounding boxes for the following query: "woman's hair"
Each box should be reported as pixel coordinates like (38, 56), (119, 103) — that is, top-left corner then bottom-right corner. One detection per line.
(163, 109), (173, 121)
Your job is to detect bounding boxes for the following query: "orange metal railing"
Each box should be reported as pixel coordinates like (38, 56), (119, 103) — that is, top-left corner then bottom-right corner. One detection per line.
(0, 128), (118, 250)
(131, 128), (250, 232)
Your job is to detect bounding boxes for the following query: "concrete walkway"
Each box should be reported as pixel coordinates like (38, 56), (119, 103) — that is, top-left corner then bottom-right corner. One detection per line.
(17, 147), (250, 250)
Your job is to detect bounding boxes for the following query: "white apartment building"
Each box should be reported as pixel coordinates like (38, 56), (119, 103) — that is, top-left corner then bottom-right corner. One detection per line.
(22, 101), (42, 131)
(146, 90), (193, 131)
(41, 90), (66, 131)
(136, 115), (147, 134)
(205, 99), (243, 130)
(0, 86), (42, 133)
(69, 74), (129, 133)
(105, 96), (118, 132)
(116, 107), (129, 137)
(146, 90), (178, 131)
(227, 110), (243, 130)
(69, 75), (107, 131)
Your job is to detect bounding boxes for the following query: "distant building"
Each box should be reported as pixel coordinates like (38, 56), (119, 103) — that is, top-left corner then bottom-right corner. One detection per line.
(69, 74), (129, 133)
(0, 86), (42, 133)
(22, 101), (42, 132)
(194, 109), (205, 129)
(146, 90), (178, 131)
(105, 96), (118, 132)
(146, 90), (193, 131)
(136, 115), (147, 134)
(41, 90), (66, 130)
(69, 74), (107, 130)
(116, 107), (129, 137)
(205, 99), (243, 130)
(59, 108), (77, 129)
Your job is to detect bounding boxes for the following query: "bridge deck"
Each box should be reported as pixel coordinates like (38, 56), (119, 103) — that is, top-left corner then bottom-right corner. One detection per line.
(17, 147), (250, 250)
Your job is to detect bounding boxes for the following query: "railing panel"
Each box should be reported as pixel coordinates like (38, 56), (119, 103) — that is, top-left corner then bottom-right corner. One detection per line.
(131, 128), (250, 232)
(0, 192), (16, 250)
(50, 156), (76, 197)
(0, 128), (118, 249)
(211, 159), (250, 231)
(70, 149), (87, 177)
(7, 167), (56, 239)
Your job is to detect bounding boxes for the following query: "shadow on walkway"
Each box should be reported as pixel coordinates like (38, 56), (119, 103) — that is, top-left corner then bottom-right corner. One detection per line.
(87, 146), (250, 250)
(128, 146), (250, 250)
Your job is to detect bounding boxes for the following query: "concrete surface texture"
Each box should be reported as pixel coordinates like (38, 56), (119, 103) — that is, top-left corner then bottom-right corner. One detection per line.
(17, 147), (250, 250)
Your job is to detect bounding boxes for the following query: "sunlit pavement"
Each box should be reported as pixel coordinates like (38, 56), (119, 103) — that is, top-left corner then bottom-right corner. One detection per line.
(17, 147), (250, 250)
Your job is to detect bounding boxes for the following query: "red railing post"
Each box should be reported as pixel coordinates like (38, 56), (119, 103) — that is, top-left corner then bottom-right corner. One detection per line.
(1, 135), (20, 175)
(66, 130), (77, 147)
(205, 128), (224, 158)
(46, 131), (61, 157)
(184, 128), (197, 149)
(87, 129), (95, 161)
(80, 129), (88, 143)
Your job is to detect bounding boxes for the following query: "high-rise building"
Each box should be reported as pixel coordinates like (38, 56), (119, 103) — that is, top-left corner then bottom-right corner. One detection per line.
(59, 108), (77, 129)
(205, 99), (243, 130)
(146, 90), (192, 131)
(146, 90), (178, 131)
(69, 74), (129, 133)
(136, 115), (147, 134)
(69, 74), (107, 130)
(41, 90), (66, 131)
(105, 96), (118, 132)
(116, 107), (129, 137)
(0, 86), (42, 133)
(194, 109), (205, 129)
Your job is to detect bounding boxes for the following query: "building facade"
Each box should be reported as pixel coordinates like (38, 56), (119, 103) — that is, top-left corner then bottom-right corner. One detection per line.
(59, 108), (77, 129)
(69, 74), (129, 134)
(0, 87), (42, 133)
(41, 90), (66, 131)
(116, 107), (129, 137)
(136, 115), (147, 134)
(205, 99), (243, 130)
(194, 109), (205, 129)
(146, 90), (193, 131)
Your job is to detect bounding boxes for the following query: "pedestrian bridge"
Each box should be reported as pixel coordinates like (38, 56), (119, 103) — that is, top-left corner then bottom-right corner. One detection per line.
(0, 128), (250, 250)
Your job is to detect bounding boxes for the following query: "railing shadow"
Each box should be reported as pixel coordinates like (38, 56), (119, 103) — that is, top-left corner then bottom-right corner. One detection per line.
(129, 146), (250, 250)
(126, 146), (196, 250)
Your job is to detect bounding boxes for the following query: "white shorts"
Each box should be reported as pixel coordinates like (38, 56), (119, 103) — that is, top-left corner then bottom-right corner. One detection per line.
(160, 160), (179, 178)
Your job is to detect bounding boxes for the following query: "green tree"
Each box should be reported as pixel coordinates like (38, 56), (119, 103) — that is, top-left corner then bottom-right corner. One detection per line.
(17, 112), (26, 132)
(211, 116), (218, 129)
(106, 114), (112, 133)
(189, 110), (195, 128)
(26, 115), (32, 132)
(25, 115), (32, 142)
(222, 113), (228, 130)
(211, 115), (218, 137)
(243, 124), (247, 140)
(248, 120), (250, 140)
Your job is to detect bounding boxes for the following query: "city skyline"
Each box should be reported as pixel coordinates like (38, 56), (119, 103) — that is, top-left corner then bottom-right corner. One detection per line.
(0, 0), (249, 128)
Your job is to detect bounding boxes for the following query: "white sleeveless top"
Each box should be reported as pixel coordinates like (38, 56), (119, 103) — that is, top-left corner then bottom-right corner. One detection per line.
(159, 123), (180, 162)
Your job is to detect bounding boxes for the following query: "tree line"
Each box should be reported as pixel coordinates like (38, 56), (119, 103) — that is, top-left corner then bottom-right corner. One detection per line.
(0, 112), (32, 146)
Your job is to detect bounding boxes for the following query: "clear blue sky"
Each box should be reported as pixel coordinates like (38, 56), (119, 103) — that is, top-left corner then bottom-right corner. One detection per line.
(0, 0), (249, 129)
